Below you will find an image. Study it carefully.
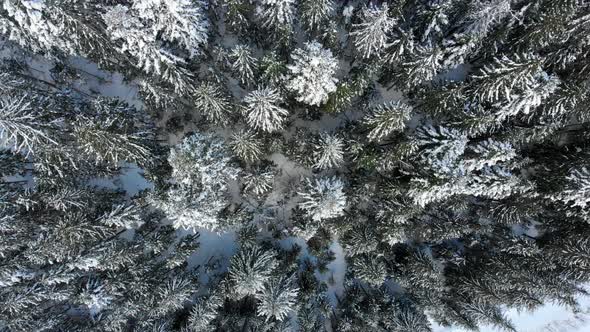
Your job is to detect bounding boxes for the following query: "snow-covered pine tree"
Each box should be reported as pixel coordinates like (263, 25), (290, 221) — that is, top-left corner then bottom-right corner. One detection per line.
(243, 87), (289, 132)
(151, 132), (240, 231)
(255, 275), (299, 322)
(1, 0), (125, 69)
(363, 101), (412, 142)
(287, 41), (339, 106)
(102, 0), (207, 93)
(4, 1), (590, 331)
(229, 129), (264, 164)
(300, 0), (334, 32)
(256, 0), (296, 40)
(350, 253), (387, 286)
(351, 3), (395, 59)
(228, 245), (277, 297)
(298, 176), (347, 222)
(193, 81), (233, 125)
(0, 93), (57, 155)
(230, 44), (257, 86)
(1, 0), (68, 54)
(259, 51), (288, 87)
(243, 162), (276, 197)
(312, 132), (345, 170)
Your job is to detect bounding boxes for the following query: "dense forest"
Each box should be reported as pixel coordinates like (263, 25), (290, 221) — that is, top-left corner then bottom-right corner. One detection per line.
(1, 0), (590, 331)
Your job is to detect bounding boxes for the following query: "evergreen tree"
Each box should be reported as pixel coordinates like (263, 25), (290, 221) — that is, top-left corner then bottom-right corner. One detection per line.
(298, 176), (347, 222)
(257, 0), (296, 39)
(193, 82), (233, 125)
(300, 0), (334, 32)
(230, 44), (257, 86)
(229, 129), (264, 164)
(255, 275), (299, 322)
(243, 87), (289, 133)
(363, 101), (412, 142)
(287, 41), (339, 106)
(229, 245), (277, 297)
(351, 3), (395, 59)
(3, 1), (590, 331)
(151, 133), (240, 231)
(312, 132), (345, 170)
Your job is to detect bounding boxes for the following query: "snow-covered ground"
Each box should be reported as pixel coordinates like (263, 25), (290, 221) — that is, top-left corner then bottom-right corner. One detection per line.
(87, 162), (154, 198)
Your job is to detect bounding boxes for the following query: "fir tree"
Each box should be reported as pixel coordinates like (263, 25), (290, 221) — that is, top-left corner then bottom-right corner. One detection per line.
(312, 132), (345, 170)
(229, 129), (264, 164)
(193, 82), (233, 125)
(230, 44), (257, 86)
(300, 0), (334, 32)
(152, 133), (240, 231)
(229, 245), (277, 297)
(255, 275), (299, 322)
(363, 101), (412, 142)
(287, 41), (339, 106)
(351, 3), (395, 59)
(3, 1), (590, 331)
(243, 87), (289, 133)
(298, 176), (347, 222)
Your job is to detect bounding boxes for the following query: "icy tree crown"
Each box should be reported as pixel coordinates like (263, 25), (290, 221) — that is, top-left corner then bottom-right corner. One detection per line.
(287, 41), (338, 106)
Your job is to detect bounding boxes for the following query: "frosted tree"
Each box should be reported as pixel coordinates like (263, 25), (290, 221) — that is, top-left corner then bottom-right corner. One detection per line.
(103, 5), (179, 76)
(363, 102), (412, 142)
(384, 28), (415, 66)
(4, 1), (590, 330)
(0, 94), (56, 155)
(298, 176), (346, 221)
(256, 275), (299, 322)
(470, 53), (545, 103)
(73, 97), (154, 167)
(351, 3), (395, 58)
(186, 293), (224, 331)
(464, 139), (517, 172)
(103, 0), (208, 90)
(466, 166), (533, 200)
(416, 125), (469, 178)
(0, 0), (67, 54)
(223, 0), (251, 34)
(300, 0), (334, 32)
(193, 82), (233, 124)
(152, 133), (240, 231)
(400, 45), (444, 87)
(229, 245), (277, 297)
(286, 41), (338, 106)
(444, 0), (515, 68)
(76, 278), (112, 317)
(257, 0), (296, 34)
(243, 163), (276, 197)
(463, 0), (513, 39)
(229, 129), (264, 164)
(132, 0), (209, 58)
(408, 165), (532, 207)
(243, 87), (288, 132)
(230, 44), (257, 85)
(498, 75), (560, 120)
(259, 52), (287, 87)
(419, 0), (454, 43)
(351, 254), (387, 286)
(555, 167), (590, 210)
(313, 133), (344, 170)
(409, 126), (532, 207)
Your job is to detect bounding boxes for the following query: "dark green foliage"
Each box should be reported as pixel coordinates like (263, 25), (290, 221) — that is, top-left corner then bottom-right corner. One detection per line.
(2, 0), (590, 331)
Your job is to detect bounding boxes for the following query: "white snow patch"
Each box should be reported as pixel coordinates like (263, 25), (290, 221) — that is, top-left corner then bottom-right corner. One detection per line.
(87, 162), (153, 197)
